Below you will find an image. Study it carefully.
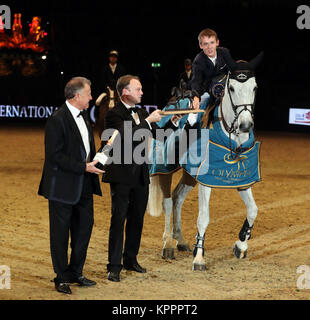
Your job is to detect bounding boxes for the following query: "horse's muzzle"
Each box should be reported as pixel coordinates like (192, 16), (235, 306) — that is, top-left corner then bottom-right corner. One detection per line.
(239, 121), (254, 132)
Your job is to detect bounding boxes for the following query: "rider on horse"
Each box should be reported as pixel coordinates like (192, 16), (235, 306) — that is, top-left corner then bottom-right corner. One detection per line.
(189, 28), (235, 124)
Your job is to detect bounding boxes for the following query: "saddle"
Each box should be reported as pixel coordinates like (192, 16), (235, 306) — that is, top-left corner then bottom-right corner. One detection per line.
(201, 73), (227, 128)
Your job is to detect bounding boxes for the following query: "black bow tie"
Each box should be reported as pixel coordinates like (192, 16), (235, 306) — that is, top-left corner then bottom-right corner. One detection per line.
(128, 107), (138, 113)
(78, 110), (86, 117)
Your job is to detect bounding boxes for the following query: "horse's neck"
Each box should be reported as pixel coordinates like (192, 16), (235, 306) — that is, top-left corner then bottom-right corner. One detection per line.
(107, 87), (116, 108)
(230, 130), (250, 147)
(108, 87), (114, 98)
(219, 95), (250, 147)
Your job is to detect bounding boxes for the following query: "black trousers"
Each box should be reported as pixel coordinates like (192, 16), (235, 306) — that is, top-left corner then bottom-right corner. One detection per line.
(107, 181), (149, 273)
(48, 173), (94, 283)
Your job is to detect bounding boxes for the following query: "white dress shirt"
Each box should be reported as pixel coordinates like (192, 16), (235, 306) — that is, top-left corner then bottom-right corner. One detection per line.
(65, 101), (90, 160)
(121, 99), (149, 127)
(209, 55), (217, 66)
(121, 100), (179, 129)
(109, 63), (117, 74)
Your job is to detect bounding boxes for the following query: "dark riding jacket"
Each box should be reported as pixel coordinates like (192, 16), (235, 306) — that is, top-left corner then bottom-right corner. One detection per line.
(189, 47), (232, 98)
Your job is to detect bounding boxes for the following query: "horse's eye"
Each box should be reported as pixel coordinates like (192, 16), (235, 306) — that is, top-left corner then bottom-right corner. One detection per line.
(229, 86), (234, 92)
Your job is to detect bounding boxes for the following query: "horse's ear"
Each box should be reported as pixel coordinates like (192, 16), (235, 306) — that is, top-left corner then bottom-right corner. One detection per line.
(171, 87), (177, 97)
(179, 78), (187, 90)
(248, 51), (264, 70)
(175, 88), (182, 98)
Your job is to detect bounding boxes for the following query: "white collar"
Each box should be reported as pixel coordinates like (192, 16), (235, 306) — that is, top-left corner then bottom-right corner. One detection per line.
(65, 100), (81, 118)
(208, 54), (217, 65)
(121, 99), (135, 111)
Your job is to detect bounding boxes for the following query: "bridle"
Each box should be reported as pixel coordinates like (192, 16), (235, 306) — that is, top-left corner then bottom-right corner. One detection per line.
(220, 70), (257, 159)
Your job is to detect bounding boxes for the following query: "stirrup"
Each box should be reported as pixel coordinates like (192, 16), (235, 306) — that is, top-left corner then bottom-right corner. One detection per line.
(239, 219), (253, 242)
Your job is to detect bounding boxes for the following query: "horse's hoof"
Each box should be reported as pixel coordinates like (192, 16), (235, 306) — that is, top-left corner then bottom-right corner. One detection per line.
(192, 263), (207, 271)
(177, 244), (191, 252)
(233, 243), (247, 259)
(162, 248), (175, 260)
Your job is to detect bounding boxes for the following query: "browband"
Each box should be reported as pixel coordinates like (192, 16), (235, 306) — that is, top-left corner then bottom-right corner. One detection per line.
(230, 70), (255, 83)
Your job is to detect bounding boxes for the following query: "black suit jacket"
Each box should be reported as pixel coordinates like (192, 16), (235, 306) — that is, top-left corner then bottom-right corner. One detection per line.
(189, 47), (231, 97)
(102, 102), (176, 186)
(102, 63), (126, 90)
(38, 103), (102, 204)
(178, 70), (192, 85)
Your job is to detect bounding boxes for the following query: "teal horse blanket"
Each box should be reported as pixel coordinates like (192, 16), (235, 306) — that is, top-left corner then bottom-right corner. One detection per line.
(148, 98), (261, 189)
(148, 97), (207, 175)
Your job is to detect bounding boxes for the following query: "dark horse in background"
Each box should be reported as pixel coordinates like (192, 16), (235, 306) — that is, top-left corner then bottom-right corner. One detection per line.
(94, 86), (120, 137)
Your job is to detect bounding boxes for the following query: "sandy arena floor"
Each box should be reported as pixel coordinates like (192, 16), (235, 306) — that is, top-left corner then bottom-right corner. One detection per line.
(0, 125), (310, 301)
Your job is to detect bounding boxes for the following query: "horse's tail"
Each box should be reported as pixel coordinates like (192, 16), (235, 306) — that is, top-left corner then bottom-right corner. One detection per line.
(147, 175), (164, 217)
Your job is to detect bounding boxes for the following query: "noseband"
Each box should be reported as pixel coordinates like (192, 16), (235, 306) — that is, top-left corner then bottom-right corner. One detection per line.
(220, 70), (257, 159)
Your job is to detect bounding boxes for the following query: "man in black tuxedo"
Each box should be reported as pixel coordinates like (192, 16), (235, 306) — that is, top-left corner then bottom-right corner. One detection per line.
(38, 77), (104, 294)
(102, 75), (181, 282)
(189, 28), (234, 109)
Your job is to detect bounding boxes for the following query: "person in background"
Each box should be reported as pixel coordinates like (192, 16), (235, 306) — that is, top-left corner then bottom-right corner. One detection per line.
(101, 50), (126, 91)
(178, 58), (192, 86)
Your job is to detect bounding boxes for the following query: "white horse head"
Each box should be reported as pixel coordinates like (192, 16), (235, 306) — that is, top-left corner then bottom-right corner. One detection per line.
(222, 73), (257, 134)
(221, 52), (263, 139)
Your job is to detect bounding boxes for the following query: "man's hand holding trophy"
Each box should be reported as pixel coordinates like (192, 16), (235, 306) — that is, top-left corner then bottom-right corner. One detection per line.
(93, 130), (119, 170)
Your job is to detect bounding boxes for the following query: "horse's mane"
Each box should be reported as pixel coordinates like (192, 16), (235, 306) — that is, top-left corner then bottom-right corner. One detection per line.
(201, 104), (217, 128)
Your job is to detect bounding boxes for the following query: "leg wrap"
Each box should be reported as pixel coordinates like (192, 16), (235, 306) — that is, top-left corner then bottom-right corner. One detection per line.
(239, 219), (253, 242)
(193, 233), (205, 257)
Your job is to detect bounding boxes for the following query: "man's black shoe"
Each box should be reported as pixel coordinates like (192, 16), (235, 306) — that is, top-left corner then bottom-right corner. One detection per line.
(69, 276), (96, 286)
(55, 282), (72, 294)
(108, 271), (120, 282)
(124, 263), (146, 273)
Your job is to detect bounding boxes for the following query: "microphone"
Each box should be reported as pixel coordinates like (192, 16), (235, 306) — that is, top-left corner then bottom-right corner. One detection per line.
(93, 130), (119, 170)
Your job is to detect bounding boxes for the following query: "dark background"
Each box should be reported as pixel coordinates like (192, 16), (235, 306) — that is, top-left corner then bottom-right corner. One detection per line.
(1, 0), (310, 131)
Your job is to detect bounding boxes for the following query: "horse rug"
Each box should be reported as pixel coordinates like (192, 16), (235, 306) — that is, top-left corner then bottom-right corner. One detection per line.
(148, 97), (261, 188)
(148, 97), (207, 175)
(180, 105), (261, 188)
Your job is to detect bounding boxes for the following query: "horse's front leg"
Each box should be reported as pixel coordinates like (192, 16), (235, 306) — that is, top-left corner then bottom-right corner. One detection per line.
(192, 184), (211, 271)
(233, 187), (258, 259)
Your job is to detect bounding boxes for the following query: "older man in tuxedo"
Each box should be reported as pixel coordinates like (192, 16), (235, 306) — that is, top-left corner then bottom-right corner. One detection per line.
(38, 77), (104, 294)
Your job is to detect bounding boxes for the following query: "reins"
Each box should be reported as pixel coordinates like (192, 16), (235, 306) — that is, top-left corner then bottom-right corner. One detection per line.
(219, 71), (257, 160)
